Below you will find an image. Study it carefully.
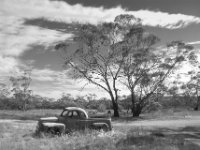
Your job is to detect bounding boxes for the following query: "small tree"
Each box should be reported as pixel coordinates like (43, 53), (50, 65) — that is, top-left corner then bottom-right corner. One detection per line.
(0, 83), (10, 98)
(10, 69), (32, 110)
(119, 25), (196, 116)
(185, 70), (200, 110)
(175, 54), (200, 110)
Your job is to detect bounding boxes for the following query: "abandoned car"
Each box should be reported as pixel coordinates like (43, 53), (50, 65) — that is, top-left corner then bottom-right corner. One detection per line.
(36, 107), (112, 134)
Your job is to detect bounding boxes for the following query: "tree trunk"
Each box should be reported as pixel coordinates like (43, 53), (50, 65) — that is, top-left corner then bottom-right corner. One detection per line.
(23, 100), (27, 111)
(132, 104), (142, 117)
(109, 92), (119, 117)
(130, 92), (137, 117)
(130, 92), (142, 117)
(194, 96), (200, 111)
(113, 102), (119, 117)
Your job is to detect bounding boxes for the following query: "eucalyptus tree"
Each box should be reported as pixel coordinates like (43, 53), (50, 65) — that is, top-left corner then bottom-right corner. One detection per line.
(0, 83), (10, 98)
(55, 14), (196, 117)
(114, 15), (196, 116)
(183, 69), (200, 110)
(55, 15), (143, 117)
(120, 34), (196, 116)
(10, 69), (32, 110)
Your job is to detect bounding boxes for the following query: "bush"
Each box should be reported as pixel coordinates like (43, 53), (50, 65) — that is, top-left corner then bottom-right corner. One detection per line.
(98, 103), (107, 112)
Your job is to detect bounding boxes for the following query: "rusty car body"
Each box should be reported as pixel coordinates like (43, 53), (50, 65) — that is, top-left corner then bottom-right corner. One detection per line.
(36, 107), (112, 134)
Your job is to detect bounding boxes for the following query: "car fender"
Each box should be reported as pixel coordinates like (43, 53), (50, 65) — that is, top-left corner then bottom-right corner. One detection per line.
(41, 122), (66, 134)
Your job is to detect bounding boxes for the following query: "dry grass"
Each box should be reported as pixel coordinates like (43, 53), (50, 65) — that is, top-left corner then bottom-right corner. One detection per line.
(1, 108), (200, 121)
(0, 109), (62, 120)
(1, 109), (200, 149)
(0, 109), (103, 120)
(0, 121), (200, 150)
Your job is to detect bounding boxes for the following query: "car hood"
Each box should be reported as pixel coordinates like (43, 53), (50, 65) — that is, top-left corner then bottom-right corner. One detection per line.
(39, 117), (58, 122)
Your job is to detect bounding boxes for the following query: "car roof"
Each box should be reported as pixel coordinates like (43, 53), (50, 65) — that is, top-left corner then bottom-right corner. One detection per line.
(64, 107), (88, 118)
(64, 107), (84, 111)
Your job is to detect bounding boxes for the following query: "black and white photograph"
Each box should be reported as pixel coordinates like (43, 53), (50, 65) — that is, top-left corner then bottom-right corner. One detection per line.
(1, 0), (200, 149)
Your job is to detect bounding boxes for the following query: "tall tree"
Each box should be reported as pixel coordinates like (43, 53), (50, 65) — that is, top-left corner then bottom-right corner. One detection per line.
(55, 15), (142, 117)
(10, 69), (32, 110)
(113, 15), (196, 116)
(55, 14), (196, 117)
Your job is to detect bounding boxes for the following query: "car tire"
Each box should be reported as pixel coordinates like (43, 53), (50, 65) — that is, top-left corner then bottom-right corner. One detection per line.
(101, 124), (109, 132)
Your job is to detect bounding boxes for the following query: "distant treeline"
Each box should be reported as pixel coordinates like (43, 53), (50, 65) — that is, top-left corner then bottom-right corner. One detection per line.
(0, 94), (112, 111)
(0, 93), (197, 112)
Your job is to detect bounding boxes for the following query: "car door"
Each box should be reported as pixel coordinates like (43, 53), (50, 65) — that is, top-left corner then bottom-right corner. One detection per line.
(76, 110), (88, 130)
(59, 110), (75, 131)
(70, 110), (80, 130)
(69, 110), (86, 130)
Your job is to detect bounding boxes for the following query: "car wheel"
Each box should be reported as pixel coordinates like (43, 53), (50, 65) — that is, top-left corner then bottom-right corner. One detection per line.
(101, 125), (108, 132)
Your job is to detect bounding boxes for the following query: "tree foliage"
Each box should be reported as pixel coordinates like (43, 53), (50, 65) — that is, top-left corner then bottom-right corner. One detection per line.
(183, 68), (200, 110)
(10, 69), (32, 110)
(0, 83), (10, 98)
(121, 38), (196, 116)
(55, 14), (197, 117)
(55, 16), (142, 117)
(113, 15), (197, 116)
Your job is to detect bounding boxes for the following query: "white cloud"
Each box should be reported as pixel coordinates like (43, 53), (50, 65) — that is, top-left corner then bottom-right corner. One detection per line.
(2, 0), (200, 29)
(0, 56), (19, 74)
(131, 10), (200, 29)
(33, 90), (63, 99)
(0, 15), (72, 57)
(32, 68), (61, 81)
(187, 41), (200, 45)
(30, 67), (114, 99)
(1, 0), (199, 57)
(33, 87), (109, 99)
(0, 56), (21, 84)
(0, 0), (73, 86)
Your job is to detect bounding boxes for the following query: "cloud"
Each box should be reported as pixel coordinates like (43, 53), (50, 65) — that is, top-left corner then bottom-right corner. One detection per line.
(131, 10), (200, 29)
(1, 0), (200, 57)
(0, 56), (21, 84)
(0, 17), (72, 57)
(187, 41), (200, 45)
(32, 68), (62, 81)
(32, 86), (109, 99)
(2, 0), (200, 29)
(31, 68), (75, 87)
(30, 67), (113, 99)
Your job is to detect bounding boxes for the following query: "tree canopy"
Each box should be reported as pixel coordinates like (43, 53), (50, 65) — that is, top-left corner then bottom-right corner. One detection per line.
(56, 14), (197, 117)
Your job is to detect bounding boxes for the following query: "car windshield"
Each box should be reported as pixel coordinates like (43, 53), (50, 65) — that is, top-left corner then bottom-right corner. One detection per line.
(61, 110), (69, 117)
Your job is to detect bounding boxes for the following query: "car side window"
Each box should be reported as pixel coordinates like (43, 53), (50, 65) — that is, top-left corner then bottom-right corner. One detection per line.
(72, 111), (79, 119)
(79, 111), (86, 119)
(67, 111), (73, 117)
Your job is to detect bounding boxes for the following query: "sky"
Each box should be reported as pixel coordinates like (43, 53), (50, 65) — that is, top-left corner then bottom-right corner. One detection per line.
(0, 0), (200, 99)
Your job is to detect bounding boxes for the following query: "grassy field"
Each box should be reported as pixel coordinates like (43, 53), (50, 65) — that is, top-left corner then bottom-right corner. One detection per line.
(0, 109), (62, 120)
(0, 121), (200, 150)
(0, 108), (199, 121)
(0, 109), (200, 150)
(0, 109), (105, 120)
